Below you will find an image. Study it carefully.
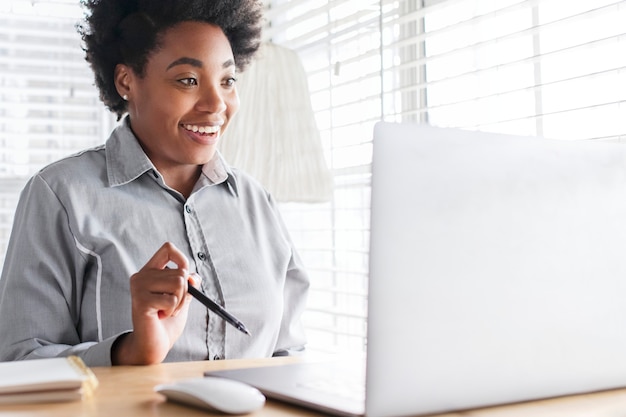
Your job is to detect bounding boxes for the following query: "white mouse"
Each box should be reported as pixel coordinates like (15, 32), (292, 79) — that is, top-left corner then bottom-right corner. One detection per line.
(155, 376), (266, 414)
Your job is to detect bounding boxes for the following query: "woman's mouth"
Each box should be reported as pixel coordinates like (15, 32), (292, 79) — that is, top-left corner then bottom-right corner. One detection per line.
(182, 124), (220, 135)
(181, 123), (222, 146)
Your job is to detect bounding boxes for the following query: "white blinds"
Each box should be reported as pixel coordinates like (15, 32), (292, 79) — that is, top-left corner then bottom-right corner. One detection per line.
(390, 0), (626, 139)
(0, 1), (114, 265)
(267, 0), (626, 354)
(266, 0), (382, 354)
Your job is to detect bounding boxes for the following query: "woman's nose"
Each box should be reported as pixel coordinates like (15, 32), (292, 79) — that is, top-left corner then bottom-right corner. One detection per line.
(196, 85), (227, 113)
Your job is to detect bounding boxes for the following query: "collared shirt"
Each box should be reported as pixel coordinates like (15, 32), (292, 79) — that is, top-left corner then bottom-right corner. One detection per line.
(0, 119), (309, 366)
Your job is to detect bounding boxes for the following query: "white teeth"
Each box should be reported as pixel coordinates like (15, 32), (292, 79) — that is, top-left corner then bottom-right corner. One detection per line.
(184, 124), (219, 134)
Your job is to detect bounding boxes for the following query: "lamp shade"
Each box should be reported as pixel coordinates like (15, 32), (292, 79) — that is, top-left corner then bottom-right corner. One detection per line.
(220, 42), (333, 203)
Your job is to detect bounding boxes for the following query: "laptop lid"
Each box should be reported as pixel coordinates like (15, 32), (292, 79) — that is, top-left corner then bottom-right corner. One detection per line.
(366, 122), (626, 416)
(209, 122), (626, 417)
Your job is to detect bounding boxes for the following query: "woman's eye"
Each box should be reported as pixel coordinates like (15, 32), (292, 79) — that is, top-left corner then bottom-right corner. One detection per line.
(179, 78), (198, 86)
(224, 77), (237, 87)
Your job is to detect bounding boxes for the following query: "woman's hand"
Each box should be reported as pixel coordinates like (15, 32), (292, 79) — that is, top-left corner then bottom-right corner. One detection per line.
(112, 242), (196, 365)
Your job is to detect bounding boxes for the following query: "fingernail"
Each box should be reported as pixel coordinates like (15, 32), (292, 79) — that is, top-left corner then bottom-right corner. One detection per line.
(189, 273), (201, 286)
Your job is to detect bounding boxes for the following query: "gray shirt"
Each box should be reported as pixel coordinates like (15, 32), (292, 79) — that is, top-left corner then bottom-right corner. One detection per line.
(0, 120), (309, 366)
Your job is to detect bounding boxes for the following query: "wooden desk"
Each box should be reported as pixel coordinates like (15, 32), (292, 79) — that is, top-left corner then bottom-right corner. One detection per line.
(2, 357), (626, 417)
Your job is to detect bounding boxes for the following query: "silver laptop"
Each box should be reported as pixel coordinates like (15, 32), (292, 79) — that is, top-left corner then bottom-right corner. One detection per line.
(207, 122), (626, 417)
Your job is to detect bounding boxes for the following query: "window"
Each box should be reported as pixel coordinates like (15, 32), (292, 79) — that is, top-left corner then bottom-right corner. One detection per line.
(0, 0), (115, 264)
(416, 0), (625, 140)
(267, 0), (382, 354)
(266, 0), (626, 354)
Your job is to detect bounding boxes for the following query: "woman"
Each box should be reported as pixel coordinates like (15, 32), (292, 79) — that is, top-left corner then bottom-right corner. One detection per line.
(0, 0), (309, 366)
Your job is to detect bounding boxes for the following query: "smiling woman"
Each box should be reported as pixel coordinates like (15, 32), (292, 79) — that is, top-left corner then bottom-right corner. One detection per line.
(0, 0), (310, 367)
(114, 22), (239, 198)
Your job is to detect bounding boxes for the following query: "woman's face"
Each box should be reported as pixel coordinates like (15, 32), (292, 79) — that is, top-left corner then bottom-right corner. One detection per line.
(117, 22), (239, 173)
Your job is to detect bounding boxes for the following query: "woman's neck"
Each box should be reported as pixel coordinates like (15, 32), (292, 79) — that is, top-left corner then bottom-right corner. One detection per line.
(159, 164), (203, 199)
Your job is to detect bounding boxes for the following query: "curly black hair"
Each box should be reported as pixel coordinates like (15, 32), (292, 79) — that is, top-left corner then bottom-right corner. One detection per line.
(77, 0), (264, 119)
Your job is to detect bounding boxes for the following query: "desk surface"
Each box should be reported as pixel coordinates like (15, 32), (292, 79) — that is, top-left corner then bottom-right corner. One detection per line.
(2, 357), (626, 417)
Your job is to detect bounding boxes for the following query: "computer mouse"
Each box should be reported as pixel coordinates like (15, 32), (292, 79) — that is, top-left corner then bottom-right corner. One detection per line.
(155, 376), (266, 414)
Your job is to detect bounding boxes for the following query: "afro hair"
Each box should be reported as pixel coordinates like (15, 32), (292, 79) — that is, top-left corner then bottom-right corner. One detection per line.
(77, 0), (264, 118)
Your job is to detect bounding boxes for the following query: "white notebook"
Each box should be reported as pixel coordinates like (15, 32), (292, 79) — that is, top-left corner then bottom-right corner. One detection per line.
(0, 356), (98, 404)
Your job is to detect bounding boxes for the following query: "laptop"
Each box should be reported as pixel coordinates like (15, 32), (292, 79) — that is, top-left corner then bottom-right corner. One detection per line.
(207, 122), (626, 417)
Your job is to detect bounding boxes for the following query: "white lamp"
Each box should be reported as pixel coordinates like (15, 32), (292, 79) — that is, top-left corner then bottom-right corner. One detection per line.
(220, 42), (333, 203)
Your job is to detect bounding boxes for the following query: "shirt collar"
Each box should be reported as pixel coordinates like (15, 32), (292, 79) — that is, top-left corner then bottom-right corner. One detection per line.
(199, 151), (240, 196)
(105, 117), (239, 196)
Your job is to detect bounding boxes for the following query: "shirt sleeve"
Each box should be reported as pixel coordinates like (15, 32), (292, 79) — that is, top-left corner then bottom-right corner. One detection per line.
(267, 194), (311, 356)
(0, 174), (118, 366)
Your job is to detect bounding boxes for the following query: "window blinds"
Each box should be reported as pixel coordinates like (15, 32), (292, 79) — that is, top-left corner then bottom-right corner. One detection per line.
(266, 0), (626, 354)
(0, 1), (114, 264)
(266, 0), (381, 354)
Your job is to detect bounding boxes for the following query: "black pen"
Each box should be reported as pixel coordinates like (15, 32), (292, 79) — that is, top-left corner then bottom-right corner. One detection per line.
(187, 282), (251, 336)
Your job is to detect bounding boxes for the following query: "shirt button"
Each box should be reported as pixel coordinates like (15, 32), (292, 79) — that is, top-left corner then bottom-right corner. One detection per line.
(185, 205), (192, 213)
(197, 252), (206, 261)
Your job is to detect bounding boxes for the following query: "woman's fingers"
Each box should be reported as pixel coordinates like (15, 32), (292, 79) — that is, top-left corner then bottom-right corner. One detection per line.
(131, 242), (192, 318)
(140, 241), (190, 272)
(118, 242), (197, 364)
(131, 268), (188, 317)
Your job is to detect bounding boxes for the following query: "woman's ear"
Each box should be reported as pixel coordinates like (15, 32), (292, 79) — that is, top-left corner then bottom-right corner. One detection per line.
(114, 64), (132, 101)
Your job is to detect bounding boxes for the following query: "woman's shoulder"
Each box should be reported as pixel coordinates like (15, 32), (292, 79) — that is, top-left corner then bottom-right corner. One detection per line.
(227, 166), (271, 198)
(35, 144), (107, 188)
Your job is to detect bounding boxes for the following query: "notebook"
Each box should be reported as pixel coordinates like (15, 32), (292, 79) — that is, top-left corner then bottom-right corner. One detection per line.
(0, 356), (98, 404)
(207, 123), (626, 417)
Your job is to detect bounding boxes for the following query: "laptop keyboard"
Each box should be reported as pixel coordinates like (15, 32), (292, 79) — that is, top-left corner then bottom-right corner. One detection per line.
(297, 374), (366, 402)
